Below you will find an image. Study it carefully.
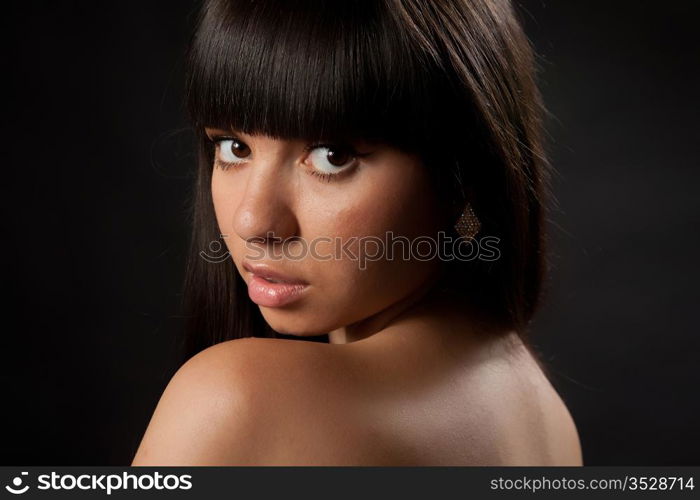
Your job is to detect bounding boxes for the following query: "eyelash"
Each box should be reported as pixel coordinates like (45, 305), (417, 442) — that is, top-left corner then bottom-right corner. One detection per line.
(208, 136), (368, 182)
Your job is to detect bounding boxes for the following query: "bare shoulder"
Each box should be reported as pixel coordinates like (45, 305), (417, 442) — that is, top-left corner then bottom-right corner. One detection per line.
(355, 328), (583, 465)
(131, 337), (363, 465)
(461, 335), (584, 465)
(131, 333), (583, 466)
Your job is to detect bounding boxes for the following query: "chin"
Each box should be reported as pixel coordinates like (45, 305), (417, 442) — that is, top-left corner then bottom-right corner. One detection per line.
(257, 307), (330, 337)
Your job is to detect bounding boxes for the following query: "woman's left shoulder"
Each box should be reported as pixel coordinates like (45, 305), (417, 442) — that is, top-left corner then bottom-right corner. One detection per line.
(131, 337), (355, 465)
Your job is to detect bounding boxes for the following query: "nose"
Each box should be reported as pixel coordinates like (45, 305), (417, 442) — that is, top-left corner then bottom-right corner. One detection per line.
(232, 157), (299, 245)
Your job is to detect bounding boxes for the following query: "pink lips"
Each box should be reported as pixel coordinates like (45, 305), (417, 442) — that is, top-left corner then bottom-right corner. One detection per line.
(243, 261), (309, 307)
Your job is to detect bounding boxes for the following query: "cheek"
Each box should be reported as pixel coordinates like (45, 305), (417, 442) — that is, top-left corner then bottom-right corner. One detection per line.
(211, 170), (245, 260)
(211, 170), (239, 236)
(306, 158), (440, 243)
(299, 156), (441, 306)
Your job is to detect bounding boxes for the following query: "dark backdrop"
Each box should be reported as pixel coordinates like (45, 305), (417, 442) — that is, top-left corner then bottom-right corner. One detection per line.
(2, 1), (698, 465)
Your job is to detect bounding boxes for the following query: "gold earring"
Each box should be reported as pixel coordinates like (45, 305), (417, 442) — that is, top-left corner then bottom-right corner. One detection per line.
(454, 203), (481, 239)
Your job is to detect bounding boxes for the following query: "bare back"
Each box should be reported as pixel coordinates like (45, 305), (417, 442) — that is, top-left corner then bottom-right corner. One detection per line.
(270, 329), (583, 465)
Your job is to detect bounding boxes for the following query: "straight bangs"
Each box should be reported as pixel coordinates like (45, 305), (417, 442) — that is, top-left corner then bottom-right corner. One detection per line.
(185, 0), (465, 152)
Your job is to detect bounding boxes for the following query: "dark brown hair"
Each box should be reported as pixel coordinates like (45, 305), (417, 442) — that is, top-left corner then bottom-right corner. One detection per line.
(181, 0), (550, 359)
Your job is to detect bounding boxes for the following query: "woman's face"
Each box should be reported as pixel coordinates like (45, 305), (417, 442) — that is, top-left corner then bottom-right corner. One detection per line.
(207, 128), (444, 337)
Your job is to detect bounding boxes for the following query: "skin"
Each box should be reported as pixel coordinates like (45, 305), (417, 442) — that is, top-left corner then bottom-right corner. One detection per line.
(207, 129), (445, 342)
(131, 131), (583, 465)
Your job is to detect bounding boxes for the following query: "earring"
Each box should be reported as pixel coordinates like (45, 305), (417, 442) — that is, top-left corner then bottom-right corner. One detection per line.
(454, 203), (481, 239)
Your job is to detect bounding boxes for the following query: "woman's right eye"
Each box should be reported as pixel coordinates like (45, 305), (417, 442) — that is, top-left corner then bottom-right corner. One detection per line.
(215, 138), (251, 167)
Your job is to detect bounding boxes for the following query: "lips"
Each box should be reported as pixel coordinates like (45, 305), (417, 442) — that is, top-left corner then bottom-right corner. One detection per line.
(242, 260), (309, 307)
(242, 261), (308, 285)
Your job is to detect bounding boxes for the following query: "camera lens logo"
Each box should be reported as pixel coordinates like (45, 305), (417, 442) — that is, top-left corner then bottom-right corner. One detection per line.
(5, 472), (29, 495)
(199, 235), (231, 264)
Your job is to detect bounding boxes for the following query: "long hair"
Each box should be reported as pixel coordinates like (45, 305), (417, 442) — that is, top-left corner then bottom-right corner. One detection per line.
(180, 0), (550, 360)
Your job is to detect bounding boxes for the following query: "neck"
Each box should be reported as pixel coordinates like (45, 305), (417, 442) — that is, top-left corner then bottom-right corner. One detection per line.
(327, 269), (445, 345)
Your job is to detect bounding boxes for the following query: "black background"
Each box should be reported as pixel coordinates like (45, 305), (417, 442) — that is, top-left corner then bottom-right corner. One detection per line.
(2, 1), (698, 465)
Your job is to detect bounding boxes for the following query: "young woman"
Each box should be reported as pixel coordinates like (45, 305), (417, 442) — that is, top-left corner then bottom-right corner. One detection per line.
(132, 0), (583, 465)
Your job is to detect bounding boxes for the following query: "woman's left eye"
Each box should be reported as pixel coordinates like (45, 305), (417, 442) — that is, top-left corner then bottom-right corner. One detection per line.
(305, 145), (358, 179)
